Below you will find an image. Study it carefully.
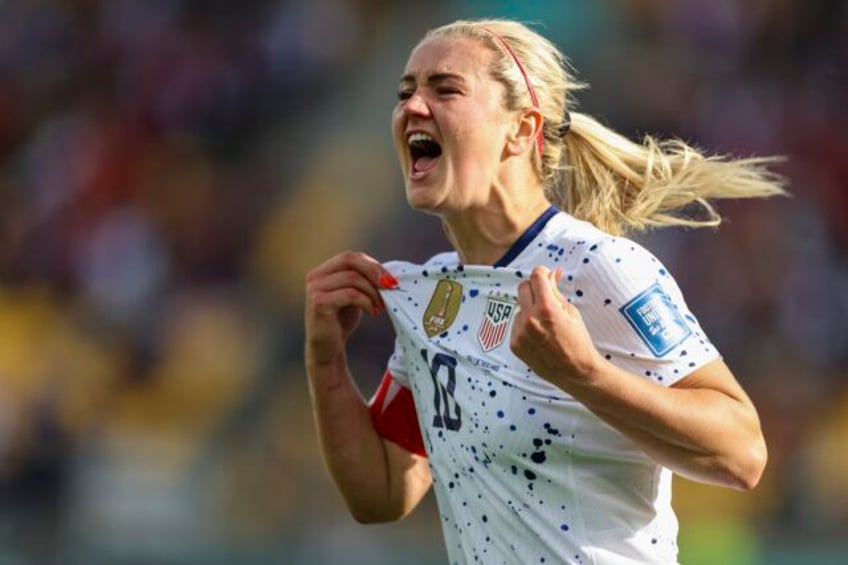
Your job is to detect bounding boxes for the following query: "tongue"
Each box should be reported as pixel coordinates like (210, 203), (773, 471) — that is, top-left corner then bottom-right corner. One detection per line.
(413, 155), (439, 173)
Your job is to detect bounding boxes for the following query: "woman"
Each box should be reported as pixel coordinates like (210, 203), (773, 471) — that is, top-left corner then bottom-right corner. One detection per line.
(305, 19), (783, 564)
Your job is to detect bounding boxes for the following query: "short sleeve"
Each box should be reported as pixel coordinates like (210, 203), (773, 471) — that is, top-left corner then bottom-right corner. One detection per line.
(566, 237), (720, 387)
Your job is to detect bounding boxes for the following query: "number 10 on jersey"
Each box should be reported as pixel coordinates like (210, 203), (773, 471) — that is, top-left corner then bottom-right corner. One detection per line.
(420, 349), (462, 431)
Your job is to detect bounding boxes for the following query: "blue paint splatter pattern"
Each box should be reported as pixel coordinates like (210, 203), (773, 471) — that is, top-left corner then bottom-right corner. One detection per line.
(378, 212), (715, 564)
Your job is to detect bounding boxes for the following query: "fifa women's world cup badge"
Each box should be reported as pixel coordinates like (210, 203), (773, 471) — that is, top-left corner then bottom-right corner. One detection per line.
(478, 295), (516, 351)
(423, 280), (463, 337)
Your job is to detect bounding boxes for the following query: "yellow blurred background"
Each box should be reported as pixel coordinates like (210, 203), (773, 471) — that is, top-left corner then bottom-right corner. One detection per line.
(0, 1), (845, 563)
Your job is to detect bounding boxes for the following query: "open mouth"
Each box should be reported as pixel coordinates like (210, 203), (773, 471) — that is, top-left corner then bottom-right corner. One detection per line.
(407, 132), (442, 177)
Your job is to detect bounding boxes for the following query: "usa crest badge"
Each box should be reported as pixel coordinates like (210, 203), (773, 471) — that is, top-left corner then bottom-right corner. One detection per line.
(478, 295), (516, 351)
(423, 279), (463, 337)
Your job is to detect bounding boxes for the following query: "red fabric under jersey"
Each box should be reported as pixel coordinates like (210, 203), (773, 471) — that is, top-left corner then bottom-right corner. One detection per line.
(368, 371), (426, 457)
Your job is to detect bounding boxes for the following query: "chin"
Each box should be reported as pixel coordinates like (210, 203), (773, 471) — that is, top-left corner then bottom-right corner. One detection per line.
(404, 185), (446, 215)
(406, 193), (441, 215)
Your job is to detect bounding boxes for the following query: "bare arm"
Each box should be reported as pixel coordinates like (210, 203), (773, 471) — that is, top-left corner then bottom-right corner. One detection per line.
(511, 266), (767, 490)
(305, 252), (432, 522)
(562, 358), (765, 490)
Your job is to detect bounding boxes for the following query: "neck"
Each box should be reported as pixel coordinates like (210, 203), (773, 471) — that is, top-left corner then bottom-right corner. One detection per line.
(441, 191), (551, 266)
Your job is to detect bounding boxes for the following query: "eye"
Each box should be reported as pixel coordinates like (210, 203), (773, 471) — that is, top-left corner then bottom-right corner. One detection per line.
(397, 89), (414, 101)
(437, 87), (460, 97)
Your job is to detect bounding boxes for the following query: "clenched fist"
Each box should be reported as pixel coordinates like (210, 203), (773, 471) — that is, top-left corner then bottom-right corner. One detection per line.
(305, 251), (395, 367)
(510, 266), (604, 389)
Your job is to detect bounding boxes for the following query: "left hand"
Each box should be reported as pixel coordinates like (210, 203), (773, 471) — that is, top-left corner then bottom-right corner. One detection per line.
(510, 266), (604, 387)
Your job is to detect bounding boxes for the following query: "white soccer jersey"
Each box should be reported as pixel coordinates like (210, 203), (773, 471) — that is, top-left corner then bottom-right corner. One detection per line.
(371, 208), (719, 565)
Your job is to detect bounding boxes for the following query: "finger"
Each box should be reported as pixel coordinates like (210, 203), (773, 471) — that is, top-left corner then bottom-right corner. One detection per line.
(309, 269), (383, 310)
(310, 287), (375, 316)
(516, 280), (535, 309)
(551, 266), (564, 286)
(509, 304), (526, 348)
(550, 267), (570, 307)
(529, 266), (560, 313)
(307, 251), (393, 309)
(307, 251), (389, 290)
(551, 267), (583, 315)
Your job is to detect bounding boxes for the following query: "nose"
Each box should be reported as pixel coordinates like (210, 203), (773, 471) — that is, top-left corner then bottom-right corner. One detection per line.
(402, 92), (431, 118)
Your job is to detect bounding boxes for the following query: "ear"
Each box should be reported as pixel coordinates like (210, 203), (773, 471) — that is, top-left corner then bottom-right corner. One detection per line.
(504, 108), (543, 157)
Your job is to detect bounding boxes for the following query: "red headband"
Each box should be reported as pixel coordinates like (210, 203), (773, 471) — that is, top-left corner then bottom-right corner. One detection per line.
(479, 26), (544, 157)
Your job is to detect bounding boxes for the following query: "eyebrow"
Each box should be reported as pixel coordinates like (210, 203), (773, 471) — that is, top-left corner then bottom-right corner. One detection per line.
(399, 72), (466, 85)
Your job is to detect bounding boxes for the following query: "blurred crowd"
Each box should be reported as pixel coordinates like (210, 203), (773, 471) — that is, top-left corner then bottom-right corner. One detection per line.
(0, 1), (845, 564)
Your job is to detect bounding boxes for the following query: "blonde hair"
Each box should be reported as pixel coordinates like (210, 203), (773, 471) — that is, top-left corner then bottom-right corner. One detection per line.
(425, 19), (786, 236)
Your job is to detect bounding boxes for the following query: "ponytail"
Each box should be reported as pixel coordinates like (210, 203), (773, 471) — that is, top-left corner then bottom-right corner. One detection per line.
(426, 19), (787, 236)
(549, 112), (786, 236)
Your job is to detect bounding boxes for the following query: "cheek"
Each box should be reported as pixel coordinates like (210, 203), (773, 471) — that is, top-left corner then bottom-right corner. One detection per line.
(456, 107), (504, 154)
(390, 108), (404, 141)
(449, 124), (503, 169)
(391, 111), (409, 158)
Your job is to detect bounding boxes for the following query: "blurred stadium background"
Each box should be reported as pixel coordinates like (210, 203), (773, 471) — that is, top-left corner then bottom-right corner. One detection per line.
(0, 0), (845, 563)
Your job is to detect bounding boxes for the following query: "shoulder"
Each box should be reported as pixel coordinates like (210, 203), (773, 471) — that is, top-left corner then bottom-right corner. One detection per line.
(522, 211), (669, 285)
(575, 236), (667, 282)
(560, 228), (692, 331)
(540, 212), (618, 259)
(562, 233), (719, 381)
(564, 232), (683, 316)
(529, 212), (653, 275)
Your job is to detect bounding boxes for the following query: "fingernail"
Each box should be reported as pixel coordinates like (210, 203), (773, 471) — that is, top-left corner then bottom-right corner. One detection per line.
(379, 274), (399, 289)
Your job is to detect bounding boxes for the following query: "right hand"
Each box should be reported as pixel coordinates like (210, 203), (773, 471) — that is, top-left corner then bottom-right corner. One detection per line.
(305, 251), (393, 367)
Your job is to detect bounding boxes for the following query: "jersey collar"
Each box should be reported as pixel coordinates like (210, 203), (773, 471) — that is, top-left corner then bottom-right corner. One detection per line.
(493, 205), (558, 268)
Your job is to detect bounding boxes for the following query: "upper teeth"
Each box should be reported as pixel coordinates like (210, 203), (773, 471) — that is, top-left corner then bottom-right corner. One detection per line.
(408, 132), (434, 145)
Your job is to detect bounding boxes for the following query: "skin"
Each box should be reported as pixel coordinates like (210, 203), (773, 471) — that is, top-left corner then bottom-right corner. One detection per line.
(391, 36), (549, 266)
(305, 34), (767, 523)
(305, 251), (431, 522)
(511, 266), (767, 490)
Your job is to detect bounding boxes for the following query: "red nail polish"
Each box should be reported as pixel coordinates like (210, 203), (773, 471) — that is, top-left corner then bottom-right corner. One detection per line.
(379, 274), (399, 289)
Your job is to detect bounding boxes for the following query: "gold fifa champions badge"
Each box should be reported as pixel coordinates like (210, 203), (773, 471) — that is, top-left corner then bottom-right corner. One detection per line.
(423, 279), (463, 337)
